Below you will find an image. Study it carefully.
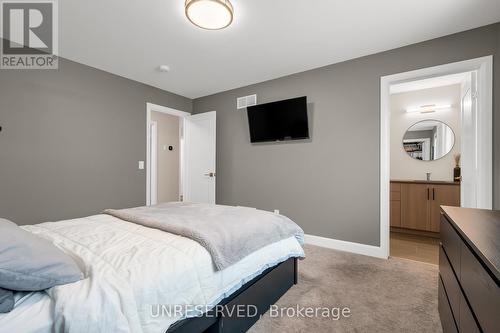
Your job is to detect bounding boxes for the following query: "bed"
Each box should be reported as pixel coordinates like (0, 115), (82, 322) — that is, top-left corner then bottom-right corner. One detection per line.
(0, 204), (304, 333)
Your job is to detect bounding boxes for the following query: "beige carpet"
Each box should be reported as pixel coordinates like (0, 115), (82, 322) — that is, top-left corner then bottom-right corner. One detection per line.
(250, 245), (442, 333)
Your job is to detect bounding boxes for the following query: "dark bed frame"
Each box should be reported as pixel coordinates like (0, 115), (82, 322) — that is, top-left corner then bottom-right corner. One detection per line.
(166, 257), (298, 333)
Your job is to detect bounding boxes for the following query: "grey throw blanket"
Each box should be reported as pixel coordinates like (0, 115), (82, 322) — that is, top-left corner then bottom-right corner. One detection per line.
(104, 202), (304, 270)
(0, 288), (14, 313)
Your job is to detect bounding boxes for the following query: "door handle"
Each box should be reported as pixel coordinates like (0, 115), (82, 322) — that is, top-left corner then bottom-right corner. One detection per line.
(204, 172), (216, 177)
(432, 188), (435, 200)
(427, 188), (430, 200)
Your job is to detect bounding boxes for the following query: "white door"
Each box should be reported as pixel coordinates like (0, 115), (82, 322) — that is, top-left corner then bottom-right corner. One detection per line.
(183, 111), (216, 204)
(460, 71), (477, 208)
(476, 61), (493, 209)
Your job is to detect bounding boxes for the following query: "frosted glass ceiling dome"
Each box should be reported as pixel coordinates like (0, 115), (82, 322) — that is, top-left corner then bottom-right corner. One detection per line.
(185, 0), (234, 30)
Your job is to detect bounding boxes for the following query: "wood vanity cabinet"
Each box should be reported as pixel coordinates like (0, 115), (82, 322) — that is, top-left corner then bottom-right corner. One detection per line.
(390, 183), (402, 227)
(391, 181), (460, 233)
(401, 183), (430, 231)
(429, 185), (461, 232)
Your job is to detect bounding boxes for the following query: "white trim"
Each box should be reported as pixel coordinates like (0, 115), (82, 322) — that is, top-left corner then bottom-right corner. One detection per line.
(150, 121), (158, 205)
(380, 74), (391, 260)
(304, 234), (387, 259)
(147, 103), (191, 118)
(380, 56), (493, 259)
(146, 103), (190, 206)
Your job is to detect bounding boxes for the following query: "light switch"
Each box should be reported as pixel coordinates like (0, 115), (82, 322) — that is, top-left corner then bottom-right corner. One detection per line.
(138, 161), (144, 170)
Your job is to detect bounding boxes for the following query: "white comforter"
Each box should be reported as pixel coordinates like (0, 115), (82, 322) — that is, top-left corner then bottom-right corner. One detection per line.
(18, 214), (304, 333)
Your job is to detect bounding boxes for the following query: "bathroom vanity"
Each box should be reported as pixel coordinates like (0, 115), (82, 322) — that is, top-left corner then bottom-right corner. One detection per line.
(390, 180), (460, 235)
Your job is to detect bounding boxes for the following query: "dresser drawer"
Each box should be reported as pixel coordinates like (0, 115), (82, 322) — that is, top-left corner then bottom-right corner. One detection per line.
(460, 243), (500, 332)
(459, 293), (480, 333)
(438, 277), (458, 333)
(440, 215), (461, 274)
(439, 246), (460, 324)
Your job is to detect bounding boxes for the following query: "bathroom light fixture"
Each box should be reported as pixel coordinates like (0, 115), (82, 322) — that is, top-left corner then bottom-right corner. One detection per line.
(185, 0), (234, 30)
(406, 104), (452, 113)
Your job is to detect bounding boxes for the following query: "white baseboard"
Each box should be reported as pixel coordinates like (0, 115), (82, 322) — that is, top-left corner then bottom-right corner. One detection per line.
(304, 234), (388, 259)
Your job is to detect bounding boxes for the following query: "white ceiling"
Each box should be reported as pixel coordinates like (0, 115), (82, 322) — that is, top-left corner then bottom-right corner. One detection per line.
(59, 0), (500, 99)
(390, 72), (469, 94)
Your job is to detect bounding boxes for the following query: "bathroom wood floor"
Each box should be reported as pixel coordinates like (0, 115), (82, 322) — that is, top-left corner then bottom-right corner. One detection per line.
(390, 232), (440, 265)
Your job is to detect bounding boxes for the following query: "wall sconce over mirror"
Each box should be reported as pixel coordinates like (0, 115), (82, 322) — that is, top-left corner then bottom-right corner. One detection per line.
(403, 120), (455, 161)
(406, 104), (452, 113)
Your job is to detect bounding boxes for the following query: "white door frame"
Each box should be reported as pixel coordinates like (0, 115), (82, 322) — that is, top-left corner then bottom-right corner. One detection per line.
(380, 56), (493, 259)
(150, 121), (158, 205)
(146, 102), (190, 206)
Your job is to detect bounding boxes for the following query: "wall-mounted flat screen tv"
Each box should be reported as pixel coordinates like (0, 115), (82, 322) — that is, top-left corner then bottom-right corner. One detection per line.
(247, 96), (309, 143)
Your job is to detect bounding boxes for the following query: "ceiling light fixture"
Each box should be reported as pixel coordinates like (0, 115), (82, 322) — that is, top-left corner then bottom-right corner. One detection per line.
(406, 104), (452, 114)
(185, 0), (234, 30)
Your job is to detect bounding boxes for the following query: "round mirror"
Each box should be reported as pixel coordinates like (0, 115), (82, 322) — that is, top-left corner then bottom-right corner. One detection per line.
(403, 120), (455, 161)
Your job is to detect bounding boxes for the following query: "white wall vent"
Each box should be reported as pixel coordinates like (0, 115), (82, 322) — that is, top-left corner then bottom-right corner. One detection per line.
(236, 94), (257, 109)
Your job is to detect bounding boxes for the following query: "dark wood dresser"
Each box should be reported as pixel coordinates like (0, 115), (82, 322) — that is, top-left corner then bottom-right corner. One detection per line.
(439, 206), (500, 333)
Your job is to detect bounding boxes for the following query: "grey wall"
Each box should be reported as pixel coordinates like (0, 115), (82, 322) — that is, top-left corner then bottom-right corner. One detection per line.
(151, 111), (180, 203)
(193, 23), (500, 246)
(0, 55), (192, 225)
(496, 24), (500, 211)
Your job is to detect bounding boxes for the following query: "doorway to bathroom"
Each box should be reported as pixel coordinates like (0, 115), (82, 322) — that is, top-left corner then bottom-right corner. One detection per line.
(379, 56), (493, 263)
